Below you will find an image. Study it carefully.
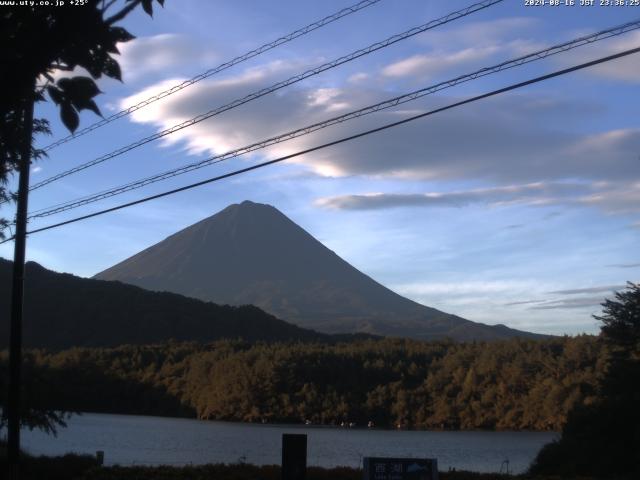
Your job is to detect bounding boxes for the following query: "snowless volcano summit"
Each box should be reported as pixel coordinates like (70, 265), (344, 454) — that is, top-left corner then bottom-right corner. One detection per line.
(95, 200), (542, 341)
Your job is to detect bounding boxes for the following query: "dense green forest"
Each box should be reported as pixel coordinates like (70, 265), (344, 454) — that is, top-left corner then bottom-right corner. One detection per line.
(1, 336), (606, 431)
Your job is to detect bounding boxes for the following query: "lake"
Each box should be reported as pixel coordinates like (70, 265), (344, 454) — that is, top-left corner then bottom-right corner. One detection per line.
(20, 413), (557, 473)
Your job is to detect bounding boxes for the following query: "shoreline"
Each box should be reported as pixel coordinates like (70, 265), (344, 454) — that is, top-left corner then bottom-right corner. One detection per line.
(62, 411), (561, 434)
(20, 413), (556, 474)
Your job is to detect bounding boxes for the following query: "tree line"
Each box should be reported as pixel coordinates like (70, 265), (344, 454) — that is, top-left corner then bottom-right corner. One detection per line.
(1, 335), (606, 432)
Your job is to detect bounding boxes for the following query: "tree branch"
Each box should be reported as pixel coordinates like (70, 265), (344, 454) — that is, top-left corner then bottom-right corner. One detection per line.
(101, 0), (118, 14)
(105, 0), (142, 25)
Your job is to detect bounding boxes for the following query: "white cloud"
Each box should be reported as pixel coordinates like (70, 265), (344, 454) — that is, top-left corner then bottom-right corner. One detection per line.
(382, 276), (632, 334)
(307, 88), (351, 112)
(379, 18), (640, 86)
(37, 33), (217, 92)
(118, 34), (218, 82)
(316, 182), (589, 210)
(549, 285), (627, 295)
(379, 17), (541, 81)
(503, 283), (638, 311)
(417, 17), (538, 47)
(118, 59), (364, 159)
(394, 279), (537, 296)
(348, 72), (369, 84)
(316, 181), (640, 216)
(529, 296), (607, 310)
(382, 45), (501, 79)
(116, 49), (640, 220)
(579, 184), (640, 215)
(555, 31), (640, 83)
(295, 95), (638, 183)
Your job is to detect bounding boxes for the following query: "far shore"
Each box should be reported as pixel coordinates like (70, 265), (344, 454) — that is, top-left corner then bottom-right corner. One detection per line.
(59, 411), (561, 434)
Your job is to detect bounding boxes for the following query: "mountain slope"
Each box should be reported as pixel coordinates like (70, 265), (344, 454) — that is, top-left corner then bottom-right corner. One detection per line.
(0, 258), (331, 350)
(96, 201), (543, 341)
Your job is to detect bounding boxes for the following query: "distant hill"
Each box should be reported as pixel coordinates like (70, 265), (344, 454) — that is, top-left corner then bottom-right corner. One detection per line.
(96, 200), (545, 341)
(0, 258), (334, 350)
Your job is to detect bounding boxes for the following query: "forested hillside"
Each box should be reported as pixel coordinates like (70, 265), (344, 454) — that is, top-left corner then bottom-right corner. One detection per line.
(0, 259), (334, 349)
(2, 336), (606, 431)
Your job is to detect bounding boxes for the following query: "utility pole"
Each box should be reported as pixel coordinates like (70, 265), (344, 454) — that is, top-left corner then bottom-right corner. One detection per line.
(7, 79), (35, 480)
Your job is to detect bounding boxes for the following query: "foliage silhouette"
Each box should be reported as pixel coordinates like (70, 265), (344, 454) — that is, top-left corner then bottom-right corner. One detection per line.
(0, 353), (72, 436)
(530, 282), (640, 478)
(0, 0), (166, 438)
(0, 0), (165, 238)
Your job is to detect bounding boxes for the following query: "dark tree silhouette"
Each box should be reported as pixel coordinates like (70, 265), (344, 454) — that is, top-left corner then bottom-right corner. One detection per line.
(0, 0), (165, 238)
(0, 0), (166, 435)
(596, 282), (640, 354)
(0, 354), (73, 436)
(531, 282), (640, 479)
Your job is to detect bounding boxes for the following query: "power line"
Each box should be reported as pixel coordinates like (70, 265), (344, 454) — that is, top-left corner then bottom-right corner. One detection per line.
(27, 19), (640, 220)
(29, 0), (504, 192)
(40, 0), (385, 152)
(3, 45), (636, 244)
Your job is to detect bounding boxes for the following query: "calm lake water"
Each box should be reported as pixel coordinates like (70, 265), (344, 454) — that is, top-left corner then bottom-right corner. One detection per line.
(20, 413), (557, 473)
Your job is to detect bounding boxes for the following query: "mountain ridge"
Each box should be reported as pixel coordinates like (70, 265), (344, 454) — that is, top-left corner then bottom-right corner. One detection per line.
(0, 258), (351, 350)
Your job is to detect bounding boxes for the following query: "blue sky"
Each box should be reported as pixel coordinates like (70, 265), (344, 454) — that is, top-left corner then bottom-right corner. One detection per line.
(1, 0), (639, 335)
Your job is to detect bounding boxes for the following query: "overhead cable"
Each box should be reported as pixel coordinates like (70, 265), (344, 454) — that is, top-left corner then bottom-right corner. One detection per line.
(2, 45), (635, 243)
(40, 0), (385, 152)
(27, 19), (640, 219)
(29, 0), (504, 191)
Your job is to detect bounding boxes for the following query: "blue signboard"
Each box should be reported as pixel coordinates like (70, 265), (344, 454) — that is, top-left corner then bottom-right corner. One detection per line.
(363, 457), (438, 480)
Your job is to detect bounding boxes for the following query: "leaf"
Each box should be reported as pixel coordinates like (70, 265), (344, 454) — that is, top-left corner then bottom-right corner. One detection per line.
(103, 56), (122, 81)
(85, 100), (102, 117)
(82, 51), (104, 78)
(33, 118), (51, 136)
(60, 102), (79, 133)
(142, 0), (153, 16)
(156, 0), (165, 6)
(73, 98), (102, 117)
(67, 76), (101, 99)
(47, 86), (64, 105)
(56, 77), (73, 91)
(109, 26), (135, 43)
(56, 77), (102, 115)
